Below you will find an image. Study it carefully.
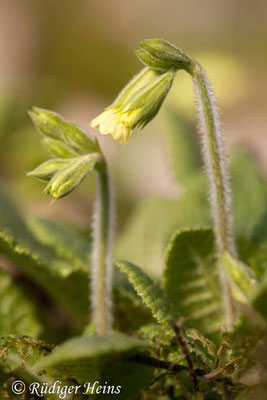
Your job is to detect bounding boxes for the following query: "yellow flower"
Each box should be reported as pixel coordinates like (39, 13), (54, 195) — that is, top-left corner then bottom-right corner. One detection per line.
(91, 107), (140, 144)
(91, 69), (175, 144)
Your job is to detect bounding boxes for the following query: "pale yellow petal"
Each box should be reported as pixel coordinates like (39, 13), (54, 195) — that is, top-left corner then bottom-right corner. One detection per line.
(90, 114), (103, 128)
(111, 122), (125, 141)
(91, 106), (136, 144)
(119, 125), (131, 144)
(90, 109), (113, 129)
(99, 112), (119, 135)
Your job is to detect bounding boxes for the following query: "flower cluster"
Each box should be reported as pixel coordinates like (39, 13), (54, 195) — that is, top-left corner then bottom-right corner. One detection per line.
(28, 108), (101, 201)
(91, 39), (193, 144)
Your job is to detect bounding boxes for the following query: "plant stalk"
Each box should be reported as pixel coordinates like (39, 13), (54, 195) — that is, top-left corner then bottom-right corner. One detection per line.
(190, 62), (236, 327)
(91, 158), (114, 334)
(171, 321), (199, 391)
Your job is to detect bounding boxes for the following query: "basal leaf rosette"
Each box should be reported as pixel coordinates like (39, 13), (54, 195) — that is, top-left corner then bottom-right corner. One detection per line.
(28, 108), (102, 201)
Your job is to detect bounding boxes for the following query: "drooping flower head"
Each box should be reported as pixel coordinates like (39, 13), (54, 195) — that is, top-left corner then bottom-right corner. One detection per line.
(91, 68), (155, 144)
(91, 68), (175, 144)
(91, 39), (193, 144)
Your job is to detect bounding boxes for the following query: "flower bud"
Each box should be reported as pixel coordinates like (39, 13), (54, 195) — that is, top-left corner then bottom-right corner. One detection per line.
(28, 107), (63, 140)
(41, 137), (78, 158)
(44, 153), (100, 200)
(139, 39), (193, 72)
(28, 108), (105, 201)
(60, 121), (98, 154)
(27, 159), (71, 181)
(29, 107), (98, 155)
(135, 49), (177, 72)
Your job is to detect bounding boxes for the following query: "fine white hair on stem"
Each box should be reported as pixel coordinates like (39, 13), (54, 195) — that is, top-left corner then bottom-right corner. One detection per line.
(91, 165), (114, 333)
(192, 68), (236, 257)
(105, 169), (115, 330)
(192, 65), (236, 327)
(91, 187), (99, 328)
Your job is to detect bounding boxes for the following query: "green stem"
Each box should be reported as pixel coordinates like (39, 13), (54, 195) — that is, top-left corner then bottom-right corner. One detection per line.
(91, 158), (114, 334)
(190, 62), (236, 326)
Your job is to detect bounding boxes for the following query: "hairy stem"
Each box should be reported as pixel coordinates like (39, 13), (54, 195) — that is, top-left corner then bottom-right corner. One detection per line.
(91, 159), (114, 334)
(190, 63), (236, 326)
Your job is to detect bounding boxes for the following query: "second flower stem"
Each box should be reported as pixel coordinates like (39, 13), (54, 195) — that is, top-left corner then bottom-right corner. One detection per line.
(91, 158), (114, 334)
(190, 63), (236, 326)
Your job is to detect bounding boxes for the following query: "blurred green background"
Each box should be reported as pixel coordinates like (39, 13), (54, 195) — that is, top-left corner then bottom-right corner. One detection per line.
(0, 0), (267, 275)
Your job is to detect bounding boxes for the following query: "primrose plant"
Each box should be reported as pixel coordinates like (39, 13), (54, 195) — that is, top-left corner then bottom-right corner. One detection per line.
(28, 108), (114, 334)
(91, 39), (236, 327)
(14, 39), (266, 399)
(29, 40), (236, 333)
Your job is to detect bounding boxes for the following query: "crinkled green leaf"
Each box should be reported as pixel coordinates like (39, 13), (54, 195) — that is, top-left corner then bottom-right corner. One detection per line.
(223, 315), (267, 400)
(237, 237), (267, 279)
(35, 333), (153, 399)
(113, 286), (153, 333)
(163, 228), (223, 341)
(139, 324), (176, 347)
(230, 150), (267, 240)
(0, 349), (59, 400)
(139, 323), (216, 369)
(0, 189), (151, 334)
(0, 189), (89, 330)
(0, 271), (41, 337)
(34, 333), (150, 378)
(221, 252), (257, 303)
(185, 328), (216, 358)
(116, 260), (178, 327)
(28, 217), (90, 268)
(0, 335), (53, 367)
(222, 313), (266, 380)
(251, 270), (267, 320)
(116, 175), (211, 278)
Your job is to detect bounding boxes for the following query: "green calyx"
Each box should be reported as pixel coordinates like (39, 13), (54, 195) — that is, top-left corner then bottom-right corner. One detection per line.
(111, 68), (158, 109)
(41, 137), (79, 158)
(28, 108), (63, 139)
(29, 107), (98, 154)
(127, 69), (176, 129)
(137, 39), (194, 73)
(43, 153), (101, 201)
(28, 108), (102, 201)
(27, 159), (71, 182)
